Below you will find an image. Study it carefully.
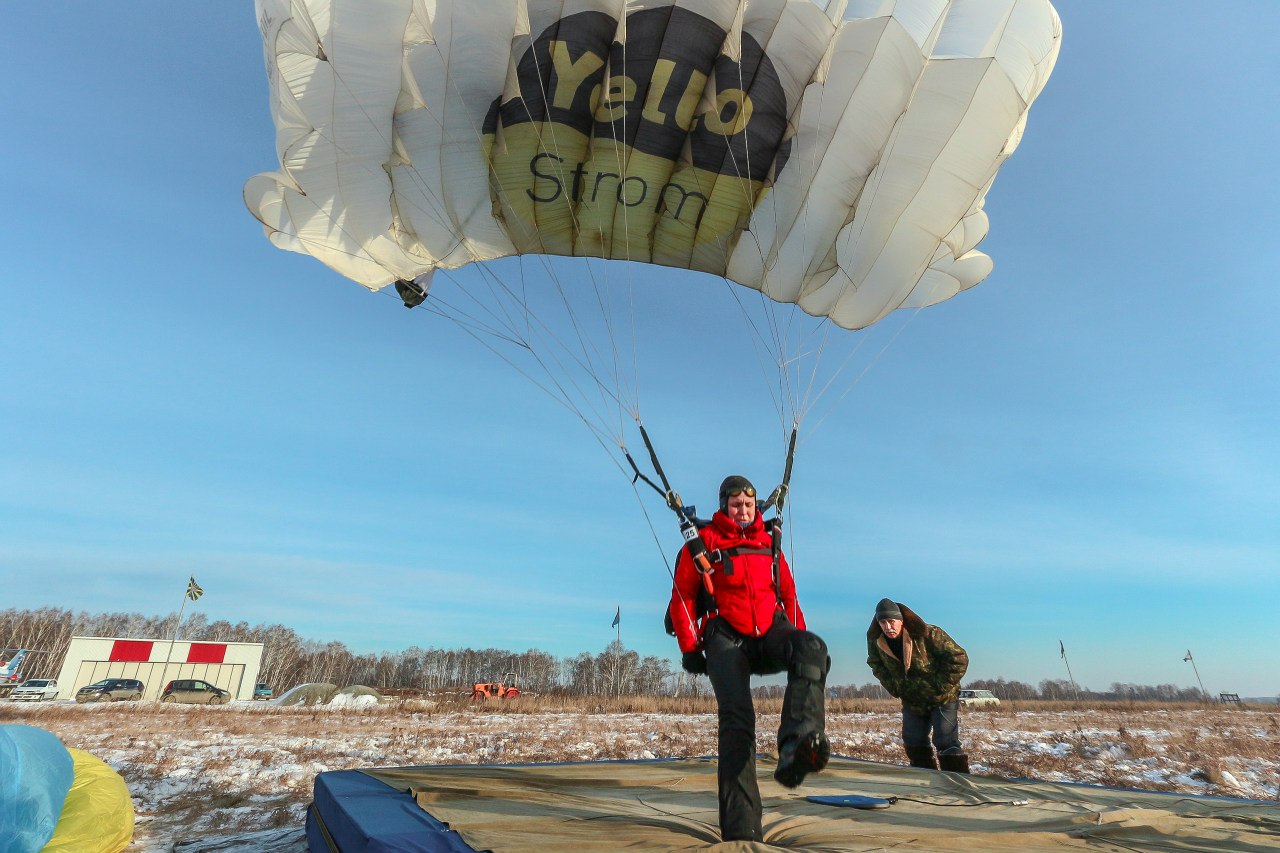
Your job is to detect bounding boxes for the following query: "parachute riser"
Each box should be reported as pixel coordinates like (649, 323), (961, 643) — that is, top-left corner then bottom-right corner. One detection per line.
(635, 424), (717, 596)
(764, 426), (798, 609)
(632, 423), (798, 607)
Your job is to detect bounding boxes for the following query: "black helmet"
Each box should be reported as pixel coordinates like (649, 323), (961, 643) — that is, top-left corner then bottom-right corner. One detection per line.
(718, 475), (757, 511)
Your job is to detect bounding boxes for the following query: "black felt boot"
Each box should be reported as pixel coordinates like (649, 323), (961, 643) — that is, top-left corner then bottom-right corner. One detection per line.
(938, 752), (970, 774)
(904, 744), (938, 770)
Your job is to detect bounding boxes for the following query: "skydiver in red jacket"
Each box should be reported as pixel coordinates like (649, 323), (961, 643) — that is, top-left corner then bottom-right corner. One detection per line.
(668, 475), (830, 842)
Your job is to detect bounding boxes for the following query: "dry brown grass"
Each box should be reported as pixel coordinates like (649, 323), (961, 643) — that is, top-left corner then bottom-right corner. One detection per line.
(3, 698), (1277, 850)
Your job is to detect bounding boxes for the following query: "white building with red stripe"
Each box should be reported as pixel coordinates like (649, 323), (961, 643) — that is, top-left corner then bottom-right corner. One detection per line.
(53, 636), (265, 701)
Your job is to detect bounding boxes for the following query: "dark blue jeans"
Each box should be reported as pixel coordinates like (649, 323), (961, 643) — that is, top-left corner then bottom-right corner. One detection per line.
(901, 701), (962, 755)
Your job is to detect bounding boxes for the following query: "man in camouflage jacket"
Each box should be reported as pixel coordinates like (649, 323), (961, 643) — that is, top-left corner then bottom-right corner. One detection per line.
(866, 598), (971, 773)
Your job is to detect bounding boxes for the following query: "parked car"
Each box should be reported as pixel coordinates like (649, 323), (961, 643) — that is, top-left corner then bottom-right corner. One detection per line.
(253, 682), (274, 701)
(958, 688), (1000, 708)
(10, 678), (59, 701)
(161, 678), (231, 705)
(76, 678), (145, 703)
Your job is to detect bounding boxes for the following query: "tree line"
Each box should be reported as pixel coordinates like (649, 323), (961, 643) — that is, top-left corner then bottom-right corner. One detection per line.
(1, 607), (1205, 701)
(0, 607), (692, 696)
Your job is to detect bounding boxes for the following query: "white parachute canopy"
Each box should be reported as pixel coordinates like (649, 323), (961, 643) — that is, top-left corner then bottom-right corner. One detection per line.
(245, 0), (1060, 331)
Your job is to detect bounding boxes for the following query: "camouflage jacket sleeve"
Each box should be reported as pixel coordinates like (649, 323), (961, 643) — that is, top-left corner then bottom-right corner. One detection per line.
(928, 626), (969, 693)
(866, 639), (901, 697)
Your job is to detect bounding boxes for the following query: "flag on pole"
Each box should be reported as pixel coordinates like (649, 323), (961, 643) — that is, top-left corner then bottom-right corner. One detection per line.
(186, 576), (204, 601)
(1183, 650), (1193, 662)
(611, 607), (620, 628)
(1059, 640), (1065, 659)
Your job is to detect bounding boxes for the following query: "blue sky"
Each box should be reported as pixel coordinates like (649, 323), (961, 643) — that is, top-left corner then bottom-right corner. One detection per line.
(3, 3), (1278, 697)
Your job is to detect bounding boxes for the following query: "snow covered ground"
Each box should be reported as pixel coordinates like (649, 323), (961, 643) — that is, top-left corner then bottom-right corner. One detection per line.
(5, 699), (1278, 852)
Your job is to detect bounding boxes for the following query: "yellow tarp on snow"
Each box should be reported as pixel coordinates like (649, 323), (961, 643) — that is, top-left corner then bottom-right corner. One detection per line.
(364, 756), (1280, 852)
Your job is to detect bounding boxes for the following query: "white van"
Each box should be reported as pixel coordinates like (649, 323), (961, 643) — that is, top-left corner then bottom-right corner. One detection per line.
(958, 689), (1000, 708)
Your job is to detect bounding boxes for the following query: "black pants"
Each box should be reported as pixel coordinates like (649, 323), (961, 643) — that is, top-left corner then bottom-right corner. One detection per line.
(703, 615), (829, 841)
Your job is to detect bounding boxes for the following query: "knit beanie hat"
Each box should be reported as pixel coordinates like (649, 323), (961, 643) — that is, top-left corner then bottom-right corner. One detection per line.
(875, 598), (903, 621)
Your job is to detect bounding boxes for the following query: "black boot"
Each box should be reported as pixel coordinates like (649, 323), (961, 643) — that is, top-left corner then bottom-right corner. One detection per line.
(774, 731), (830, 788)
(773, 629), (830, 788)
(904, 744), (937, 770)
(938, 752), (970, 774)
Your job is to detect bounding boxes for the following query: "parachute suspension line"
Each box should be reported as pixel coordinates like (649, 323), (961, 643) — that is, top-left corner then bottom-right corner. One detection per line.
(711, 12), (837, 432)
(496, 258), (636, 445)
(717, 275), (810, 438)
(581, 258), (640, 442)
(627, 473), (677, 585)
(740, 49), (850, 444)
(608, 15), (646, 433)
(792, 315), (852, 429)
(548, 7), (635, 425)
(710, 14), (946, 402)
(408, 32), (779, 632)
(386, 279), (622, 450)
(805, 304), (925, 437)
(284, 27), (638, 461)
(402, 265), (633, 447)
(409, 288), (526, 346)
(775, 72), (842, 433)
(719, 16), (796, 416)
(706, 22), (838, 442)
(519, 253), (634, 439)
(487, 30), (644, 440)
(705, 24), (806, 439)
(402, 29), (637, 433)
(493, 14), (646, 445)
(506, 256), (637, 444)
(384, 52), (640, 450)
(514, 256), (619, 429)
(386, 280), (680, 598)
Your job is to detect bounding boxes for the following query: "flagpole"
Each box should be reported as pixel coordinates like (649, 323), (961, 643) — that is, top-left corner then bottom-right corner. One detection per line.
(1058, 640), (1081, 702)
(159, 577), (202, 701)
(1183, 650), (1209, 701)
(159, 592), (189, 701)
(615, 606), (621, 645)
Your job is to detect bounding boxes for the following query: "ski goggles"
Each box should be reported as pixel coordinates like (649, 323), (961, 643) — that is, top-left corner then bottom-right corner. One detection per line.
(723, 486), (756, 498)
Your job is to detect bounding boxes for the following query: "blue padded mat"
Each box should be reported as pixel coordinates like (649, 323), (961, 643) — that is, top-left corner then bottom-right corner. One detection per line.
(806, 794), (893, 809)
(307, 770), (477, 853)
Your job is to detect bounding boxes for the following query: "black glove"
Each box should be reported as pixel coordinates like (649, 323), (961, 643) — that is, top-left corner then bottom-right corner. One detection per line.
(681, 651), (707, 674)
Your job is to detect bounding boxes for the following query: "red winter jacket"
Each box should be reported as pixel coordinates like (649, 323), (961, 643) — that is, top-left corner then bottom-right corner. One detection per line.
(669, 510), (806, 653)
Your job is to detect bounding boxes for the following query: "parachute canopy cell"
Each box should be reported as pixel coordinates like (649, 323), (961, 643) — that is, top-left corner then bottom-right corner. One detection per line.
(0, 724), (73, 853)
(0, 725), (133, 853)
(246, 0), (1060, 330)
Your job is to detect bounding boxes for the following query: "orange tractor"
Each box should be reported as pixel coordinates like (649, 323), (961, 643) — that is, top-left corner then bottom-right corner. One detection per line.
(471, 672), (521, 701)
